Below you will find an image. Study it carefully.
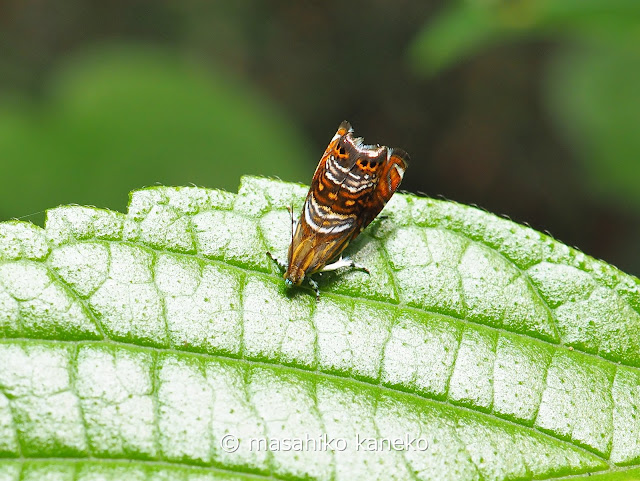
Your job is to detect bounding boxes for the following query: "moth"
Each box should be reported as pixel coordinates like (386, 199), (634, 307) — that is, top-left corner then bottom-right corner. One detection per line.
(268, 121), (409, 299)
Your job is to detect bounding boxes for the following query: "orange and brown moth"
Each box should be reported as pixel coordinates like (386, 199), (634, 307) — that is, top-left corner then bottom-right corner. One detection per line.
(268, 121), (409, 299)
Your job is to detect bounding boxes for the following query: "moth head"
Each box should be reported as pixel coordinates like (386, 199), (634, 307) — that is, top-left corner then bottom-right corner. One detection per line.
(284, 267), (305, 287)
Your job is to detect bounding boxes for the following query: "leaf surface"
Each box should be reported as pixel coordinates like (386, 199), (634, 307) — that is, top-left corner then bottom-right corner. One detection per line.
(1, 176), (640, 480)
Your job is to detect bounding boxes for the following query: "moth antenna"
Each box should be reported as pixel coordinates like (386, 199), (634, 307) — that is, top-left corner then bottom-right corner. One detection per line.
(288, 203), (295, 242)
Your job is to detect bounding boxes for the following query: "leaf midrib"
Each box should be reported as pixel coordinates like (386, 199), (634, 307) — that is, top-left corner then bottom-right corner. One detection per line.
(0, 337), (610, 465)
(36, 236), (632, 371)
(0, 457), (288, 481)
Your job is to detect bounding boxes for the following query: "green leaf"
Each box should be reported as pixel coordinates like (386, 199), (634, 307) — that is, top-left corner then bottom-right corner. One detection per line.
(409, 0), (640, 74)
(544, 45), (640, 210)
(409, 0), (640, 215)
(2, 176), (640, 479)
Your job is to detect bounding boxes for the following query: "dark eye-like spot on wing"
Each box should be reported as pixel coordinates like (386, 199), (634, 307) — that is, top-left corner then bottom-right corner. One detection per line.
(338, 145), (346, 156)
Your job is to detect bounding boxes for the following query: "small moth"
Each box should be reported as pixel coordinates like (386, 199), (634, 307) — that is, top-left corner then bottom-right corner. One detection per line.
(268, 121), (409, 299)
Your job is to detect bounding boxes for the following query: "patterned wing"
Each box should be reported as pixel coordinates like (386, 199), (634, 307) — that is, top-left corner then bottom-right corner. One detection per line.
(356, 148), (409, 231)
(307, 122), (408, 258)
(286, 121), (408, 283)
(305, 121), (364, 241)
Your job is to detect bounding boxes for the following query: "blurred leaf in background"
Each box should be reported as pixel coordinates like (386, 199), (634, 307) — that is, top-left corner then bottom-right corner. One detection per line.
(0, 44), (311, 224)
(410, 0), (640, 210)
(545, 45), (640, 210)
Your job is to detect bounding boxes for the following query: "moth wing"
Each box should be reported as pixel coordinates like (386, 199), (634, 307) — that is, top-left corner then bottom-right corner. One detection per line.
(310, 120), (354, 187)
(308, 146), (409, 266)
(359, 149), (409, 231)
(288, 122), (359, 274)
(289, 122), (408, 277)
(306, 121), (360, 239)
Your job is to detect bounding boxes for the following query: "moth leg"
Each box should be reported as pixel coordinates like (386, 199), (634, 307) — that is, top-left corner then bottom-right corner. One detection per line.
(308, 277), (321, 301)
(266, 251), (287, 272)
(321, 256), (370, 275)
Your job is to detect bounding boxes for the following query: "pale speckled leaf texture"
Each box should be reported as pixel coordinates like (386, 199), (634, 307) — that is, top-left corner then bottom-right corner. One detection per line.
(1, 176), (640, 481)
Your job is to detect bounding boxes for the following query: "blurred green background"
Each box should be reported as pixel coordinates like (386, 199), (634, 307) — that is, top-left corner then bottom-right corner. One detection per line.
(1, 1), (639, 275)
